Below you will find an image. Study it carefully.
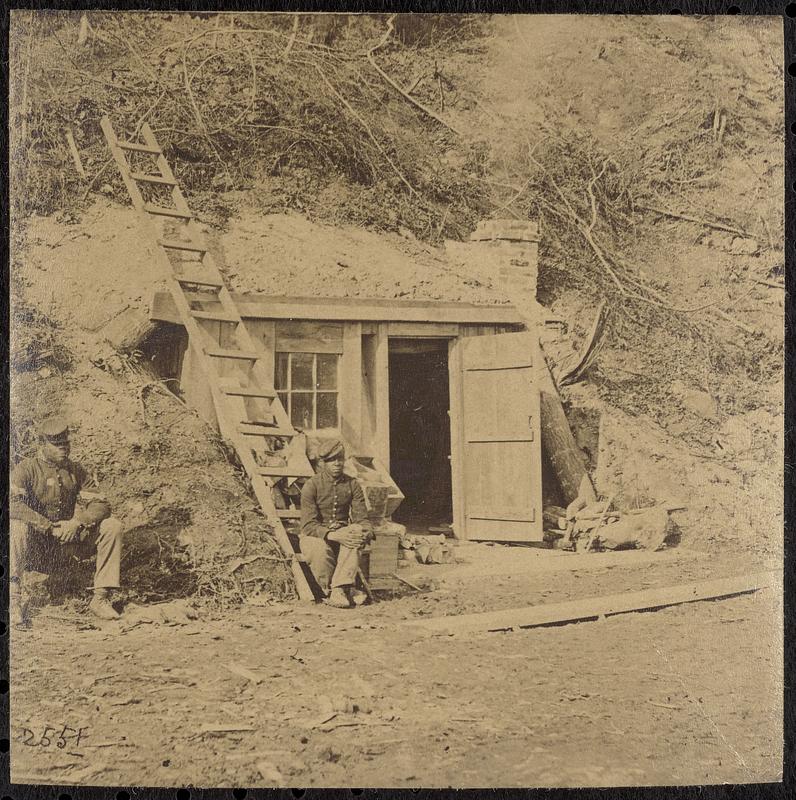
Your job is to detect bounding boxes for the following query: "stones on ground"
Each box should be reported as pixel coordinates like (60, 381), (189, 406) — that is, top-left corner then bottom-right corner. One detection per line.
(669, 380), (719, 420)
(595, 507), (675, 552)
(729, 237), (760, 255)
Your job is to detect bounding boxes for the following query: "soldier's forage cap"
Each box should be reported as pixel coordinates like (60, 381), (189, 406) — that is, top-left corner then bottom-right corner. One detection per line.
(39, 416), (70, 444)
(317, 439), (345, 461)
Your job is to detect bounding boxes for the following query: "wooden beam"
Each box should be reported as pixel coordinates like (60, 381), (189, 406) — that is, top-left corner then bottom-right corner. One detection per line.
(151, 291), (526, 326)
(340, 322), (363, 451)
(361, 333), (378, 454)
(412, 571), (777, 635)
(387, 322), (459, 338)
(447, 337), (466, 541)
(373, 323), (390, 470)
(389, 339), (450, 354)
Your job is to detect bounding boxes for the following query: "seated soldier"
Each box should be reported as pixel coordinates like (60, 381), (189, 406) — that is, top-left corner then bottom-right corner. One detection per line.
(10, 416), (125, 628)
(299, 439), (373, 608)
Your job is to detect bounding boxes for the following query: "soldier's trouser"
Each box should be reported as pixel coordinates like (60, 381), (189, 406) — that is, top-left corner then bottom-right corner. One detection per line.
(9, 518), (124, 591)
(300, 531), (361, 594)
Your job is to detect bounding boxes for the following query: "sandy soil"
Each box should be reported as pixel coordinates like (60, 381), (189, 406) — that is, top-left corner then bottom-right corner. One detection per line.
(215, 209), (507, 305)
(10, 550), (782, 788)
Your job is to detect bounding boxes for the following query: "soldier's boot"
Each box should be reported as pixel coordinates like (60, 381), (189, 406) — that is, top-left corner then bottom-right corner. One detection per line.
(89, 589), (120, 620)
(10, 586), (31, 630)
(325, 587), (353, 609)
(350, 588), (368, 606)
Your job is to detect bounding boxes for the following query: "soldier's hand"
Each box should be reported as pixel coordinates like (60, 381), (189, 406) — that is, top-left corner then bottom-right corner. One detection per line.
(327, 527), (366, 549)
(53, 518), (83, 543)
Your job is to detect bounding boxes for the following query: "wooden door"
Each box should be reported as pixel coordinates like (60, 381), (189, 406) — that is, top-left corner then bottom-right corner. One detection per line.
(453, 330), (542, 542)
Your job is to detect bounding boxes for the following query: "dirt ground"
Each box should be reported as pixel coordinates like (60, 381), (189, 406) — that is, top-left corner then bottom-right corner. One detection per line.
(10, 546), (782, 789)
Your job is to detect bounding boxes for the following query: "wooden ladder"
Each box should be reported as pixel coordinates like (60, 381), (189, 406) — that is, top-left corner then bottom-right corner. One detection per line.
(100, 116), (316, 602)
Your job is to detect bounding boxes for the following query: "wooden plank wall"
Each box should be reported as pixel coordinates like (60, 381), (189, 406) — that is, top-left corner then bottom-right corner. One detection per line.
(275, 321), (344, 353)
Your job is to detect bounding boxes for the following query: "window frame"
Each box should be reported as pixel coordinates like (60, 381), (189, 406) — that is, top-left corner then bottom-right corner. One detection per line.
(275, 351), (340, 431)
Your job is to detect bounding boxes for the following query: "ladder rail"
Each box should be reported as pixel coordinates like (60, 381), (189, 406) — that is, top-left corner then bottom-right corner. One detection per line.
(100, 115), (316, 602)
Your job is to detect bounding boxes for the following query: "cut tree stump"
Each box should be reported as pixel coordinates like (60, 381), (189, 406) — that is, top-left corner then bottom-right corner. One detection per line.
(411, 571), (777, 635)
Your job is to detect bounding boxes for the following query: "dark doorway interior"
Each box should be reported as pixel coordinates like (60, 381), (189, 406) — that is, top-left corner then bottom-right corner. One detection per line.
(388, 339), (452, 531)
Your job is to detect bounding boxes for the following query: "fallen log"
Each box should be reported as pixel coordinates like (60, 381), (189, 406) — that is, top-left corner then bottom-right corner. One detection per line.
(412, 571), (776, 635)
(538, 352), (597, 505)
(101, 305), (159, 352)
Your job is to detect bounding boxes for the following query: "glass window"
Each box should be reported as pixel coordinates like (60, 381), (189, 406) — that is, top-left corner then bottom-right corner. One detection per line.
(290, 392), (314, 430)
(317, 392), (338, 428)
(291, 353), (314, 389)
(317, 353), (338, 390)
(275, 352), (339, 431)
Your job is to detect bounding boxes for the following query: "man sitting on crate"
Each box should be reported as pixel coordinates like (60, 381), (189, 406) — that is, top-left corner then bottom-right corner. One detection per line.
(299, 439), (373, 608)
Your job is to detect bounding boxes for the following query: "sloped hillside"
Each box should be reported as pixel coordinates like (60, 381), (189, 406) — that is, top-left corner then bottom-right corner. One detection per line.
(10, 12), (784, 596)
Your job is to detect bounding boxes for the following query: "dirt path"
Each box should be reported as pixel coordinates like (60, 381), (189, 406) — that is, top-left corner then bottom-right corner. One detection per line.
(11, 553), (782, 788)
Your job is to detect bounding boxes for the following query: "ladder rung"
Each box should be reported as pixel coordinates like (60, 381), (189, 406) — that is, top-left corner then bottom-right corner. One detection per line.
(159, 239), (206, 253)
(258, 466), (315, 478)
(131, 172), (177, 185)
(117, 140), (162, 154)
(191, 310), (240, 323)
(238, 425), (295, 437)
(240, 414), (276, 425)
(145, 203), (192, 219)
(205, 347), (260, 361)
(176, 275), (223, 288)
(222, 387), (275, 398)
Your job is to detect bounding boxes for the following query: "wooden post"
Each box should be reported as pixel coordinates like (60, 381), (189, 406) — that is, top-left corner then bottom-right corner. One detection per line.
(373, 323), (390, 470)
(340, 322), (363, 451)
(447, 337), (466, 539)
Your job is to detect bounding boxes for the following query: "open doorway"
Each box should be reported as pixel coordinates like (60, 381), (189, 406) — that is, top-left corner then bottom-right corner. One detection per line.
(388, 339), (452, 533)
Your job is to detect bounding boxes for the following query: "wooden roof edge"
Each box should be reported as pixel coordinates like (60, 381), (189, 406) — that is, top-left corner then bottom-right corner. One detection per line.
(150, 290), (533, 326)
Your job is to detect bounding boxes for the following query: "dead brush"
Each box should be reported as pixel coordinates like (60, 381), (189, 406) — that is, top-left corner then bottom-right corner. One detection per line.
(11, 11), (487, 241)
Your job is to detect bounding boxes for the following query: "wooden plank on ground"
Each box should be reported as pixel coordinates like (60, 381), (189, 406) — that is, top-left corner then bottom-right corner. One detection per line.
(411, 571), (777, 635)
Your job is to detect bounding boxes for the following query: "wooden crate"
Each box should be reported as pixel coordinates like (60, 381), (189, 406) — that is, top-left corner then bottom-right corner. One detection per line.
(368, 530), (400, 577)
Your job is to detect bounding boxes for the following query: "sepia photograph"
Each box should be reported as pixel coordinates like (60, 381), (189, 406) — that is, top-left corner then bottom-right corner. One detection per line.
(7, 9), (785, 789)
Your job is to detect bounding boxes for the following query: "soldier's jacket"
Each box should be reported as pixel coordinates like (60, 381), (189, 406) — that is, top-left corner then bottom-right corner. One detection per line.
(10, 453), (88, 532)
(299, 471), (372, 539)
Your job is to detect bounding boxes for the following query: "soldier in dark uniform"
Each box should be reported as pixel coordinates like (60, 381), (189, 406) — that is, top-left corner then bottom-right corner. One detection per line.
(9, 417), (124, 628)
(299, 439), (373, 608)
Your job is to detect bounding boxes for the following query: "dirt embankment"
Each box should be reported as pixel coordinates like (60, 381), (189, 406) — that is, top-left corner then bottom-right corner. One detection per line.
(12, 203), (298, 605)
(468, 14), (784, 560)
(10, 13), (784, 599)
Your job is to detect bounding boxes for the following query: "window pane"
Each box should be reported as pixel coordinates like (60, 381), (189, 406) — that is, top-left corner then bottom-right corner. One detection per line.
(275, 353), (289, 390)
(317, 354), (338, 390)
(277, 392), (289, 415)
(291, 353), (314, 389)
(291, 392), (314, 430)
(317, 392), (338, 429)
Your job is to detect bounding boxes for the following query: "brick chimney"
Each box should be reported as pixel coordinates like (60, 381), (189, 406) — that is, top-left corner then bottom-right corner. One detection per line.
(469, 219), (539, 323)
